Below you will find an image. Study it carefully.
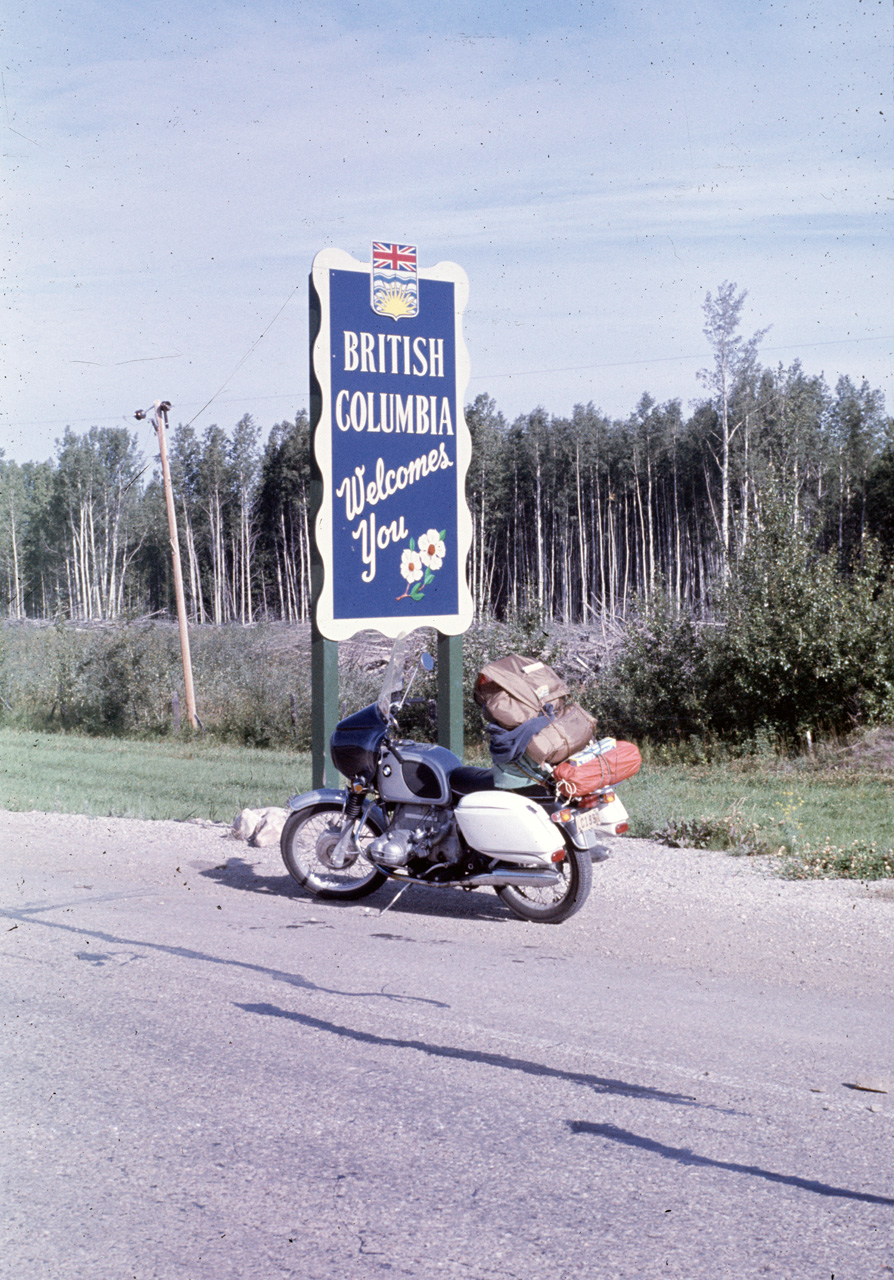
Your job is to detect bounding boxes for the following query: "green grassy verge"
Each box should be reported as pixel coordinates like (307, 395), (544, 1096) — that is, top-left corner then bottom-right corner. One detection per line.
(0, 728), (311, 823)
(1, 728), (891, 879)
(622, 761), (894, 878)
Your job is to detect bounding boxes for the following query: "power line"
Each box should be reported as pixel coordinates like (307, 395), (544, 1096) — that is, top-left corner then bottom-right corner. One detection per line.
(469, 334), (894, 381)
(3, 332), (891, 429)
(182, 285), (303, 429)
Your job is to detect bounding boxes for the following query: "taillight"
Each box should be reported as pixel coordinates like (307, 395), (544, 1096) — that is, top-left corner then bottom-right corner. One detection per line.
(578, 790), (615, 812)
(550, 849), (566, 863)
(614, 822), (629, 835)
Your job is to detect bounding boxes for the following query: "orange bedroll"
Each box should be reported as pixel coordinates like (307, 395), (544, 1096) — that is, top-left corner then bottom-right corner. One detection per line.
(553, 741), (642, 798)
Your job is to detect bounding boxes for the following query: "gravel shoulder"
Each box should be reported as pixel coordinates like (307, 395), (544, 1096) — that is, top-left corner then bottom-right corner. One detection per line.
(2, 806), (891, 999)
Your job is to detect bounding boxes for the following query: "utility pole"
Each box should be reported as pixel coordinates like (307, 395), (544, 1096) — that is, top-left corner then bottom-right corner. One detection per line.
(135, 399), (199, 729)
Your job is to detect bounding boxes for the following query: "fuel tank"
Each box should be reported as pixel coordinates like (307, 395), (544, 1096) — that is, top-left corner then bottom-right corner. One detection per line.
(376, 742), (461, 805)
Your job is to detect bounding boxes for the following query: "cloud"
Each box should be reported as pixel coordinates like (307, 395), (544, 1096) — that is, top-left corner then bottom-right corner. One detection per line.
(2, 0), (891, 457)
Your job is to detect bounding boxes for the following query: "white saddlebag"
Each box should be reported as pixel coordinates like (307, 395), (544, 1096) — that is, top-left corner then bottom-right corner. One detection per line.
(455, 791), (564, 864)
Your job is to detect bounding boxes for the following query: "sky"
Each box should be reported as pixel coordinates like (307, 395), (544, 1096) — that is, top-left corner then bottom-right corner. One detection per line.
(2, 0), (892, 464)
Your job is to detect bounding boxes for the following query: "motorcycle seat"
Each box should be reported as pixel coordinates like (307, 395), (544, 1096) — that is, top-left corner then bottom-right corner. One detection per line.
(449, 765), (497, 798)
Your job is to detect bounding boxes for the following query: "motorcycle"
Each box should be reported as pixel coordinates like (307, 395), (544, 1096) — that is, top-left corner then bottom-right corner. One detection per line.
(280, 637), (632, 924)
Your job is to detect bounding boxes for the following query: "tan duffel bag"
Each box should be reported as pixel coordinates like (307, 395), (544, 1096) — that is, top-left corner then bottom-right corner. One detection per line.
(474, 654), (596, 765)
(524, 702), (598, 766)
(474, 654), (569, 728)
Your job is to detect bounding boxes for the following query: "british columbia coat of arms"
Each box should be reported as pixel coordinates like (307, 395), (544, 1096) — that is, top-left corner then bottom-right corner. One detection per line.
(371, 241), (419, 320)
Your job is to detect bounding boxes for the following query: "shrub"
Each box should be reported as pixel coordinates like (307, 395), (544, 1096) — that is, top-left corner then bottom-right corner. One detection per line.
(651, 800), (771, 856)
(586, 505), (894, 751)
(707, 510), (894, 742)
(25, 624), (183, 736)
(586, 590), (711, 744)
(187, 626), (306, 748)
(781, 841), (894, 881)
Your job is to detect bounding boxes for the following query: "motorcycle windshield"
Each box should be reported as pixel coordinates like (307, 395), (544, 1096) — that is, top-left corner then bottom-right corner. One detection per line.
(376, 633), (410, 720)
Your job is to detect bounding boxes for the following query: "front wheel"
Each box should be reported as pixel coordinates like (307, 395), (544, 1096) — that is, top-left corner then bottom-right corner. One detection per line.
(497, 843), (592, 924)
(280, 802), (388, 899)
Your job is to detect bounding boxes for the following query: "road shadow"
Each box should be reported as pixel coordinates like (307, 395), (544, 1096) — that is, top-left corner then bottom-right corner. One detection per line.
(0, 906), (450, 1009)
(371, 883), (512, 923)
(568, 1121), (894, 1206)
(235, 1002), (711, 1112)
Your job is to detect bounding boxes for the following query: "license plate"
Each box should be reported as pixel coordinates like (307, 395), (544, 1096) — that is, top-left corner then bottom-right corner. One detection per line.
(574, 807), (605, 833)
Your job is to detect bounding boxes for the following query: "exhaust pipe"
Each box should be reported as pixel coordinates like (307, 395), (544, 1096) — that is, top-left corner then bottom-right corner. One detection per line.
(376, 868), (561, 889)
(465, 870), (561, 888)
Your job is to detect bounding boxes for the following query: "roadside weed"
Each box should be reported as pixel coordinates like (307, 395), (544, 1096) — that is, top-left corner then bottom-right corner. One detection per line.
(780, 841), (894, 881)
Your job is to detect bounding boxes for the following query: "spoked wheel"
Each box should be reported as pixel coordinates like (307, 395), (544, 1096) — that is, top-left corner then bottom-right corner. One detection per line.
(496, 843), (592, 924)
(280, 802), (388, 899)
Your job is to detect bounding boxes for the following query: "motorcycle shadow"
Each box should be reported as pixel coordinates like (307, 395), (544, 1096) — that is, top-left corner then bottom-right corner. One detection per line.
(199, 856), (305, 898)
(364, 882), (513, 923)
(200, 857), (514, 922)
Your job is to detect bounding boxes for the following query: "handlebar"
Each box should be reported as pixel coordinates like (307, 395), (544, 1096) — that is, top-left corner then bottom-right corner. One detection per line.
(400, 696), (438, 725)
(385, 696), (438, 762)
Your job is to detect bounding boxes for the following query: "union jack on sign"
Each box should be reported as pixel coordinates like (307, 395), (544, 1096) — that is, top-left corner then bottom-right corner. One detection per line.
(372, 242), (417, 273)
(371, 241), (419, 320)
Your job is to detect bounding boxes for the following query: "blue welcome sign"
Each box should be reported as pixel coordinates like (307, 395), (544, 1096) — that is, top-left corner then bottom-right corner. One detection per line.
(311, 245), (474, 641)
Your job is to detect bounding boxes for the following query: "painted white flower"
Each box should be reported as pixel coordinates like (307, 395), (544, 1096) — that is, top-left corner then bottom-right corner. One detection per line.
(400, 548), (423, 583)
(417, 529), (446, 570)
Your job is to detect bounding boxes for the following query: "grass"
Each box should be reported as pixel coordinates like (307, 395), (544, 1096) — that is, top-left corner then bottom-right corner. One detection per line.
(622, 758), (894, 878)
(1, 726), (892, 881)
(0, 728), (311, 823)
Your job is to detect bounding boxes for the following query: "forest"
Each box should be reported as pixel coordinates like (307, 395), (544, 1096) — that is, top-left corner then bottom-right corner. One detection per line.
(2, 285), (891, 629)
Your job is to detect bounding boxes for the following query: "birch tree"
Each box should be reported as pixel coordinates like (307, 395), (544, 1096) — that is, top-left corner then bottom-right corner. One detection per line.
(699, 282), (769, 576)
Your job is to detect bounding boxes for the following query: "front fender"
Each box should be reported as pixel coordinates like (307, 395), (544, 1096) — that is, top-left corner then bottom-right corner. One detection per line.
(287, 787), (345, 813)
(286, 788), (387, 833)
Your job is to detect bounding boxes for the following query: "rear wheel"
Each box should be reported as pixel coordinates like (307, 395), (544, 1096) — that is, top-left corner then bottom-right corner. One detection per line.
(497, 843), (592, 923)
(280, 802), (388, 899)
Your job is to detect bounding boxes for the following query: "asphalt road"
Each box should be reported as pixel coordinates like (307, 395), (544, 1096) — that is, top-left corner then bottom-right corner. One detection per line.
(2, 808), (893, 1280)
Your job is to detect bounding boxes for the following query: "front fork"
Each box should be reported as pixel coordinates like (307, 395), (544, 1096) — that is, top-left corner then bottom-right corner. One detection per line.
(328, 786), (371, 869)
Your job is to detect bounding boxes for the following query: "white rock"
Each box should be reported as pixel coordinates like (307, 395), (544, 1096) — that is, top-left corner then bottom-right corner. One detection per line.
(247, 806), (290, 848)
(231, 806), (290, 846)
(231, 809), (262, 841)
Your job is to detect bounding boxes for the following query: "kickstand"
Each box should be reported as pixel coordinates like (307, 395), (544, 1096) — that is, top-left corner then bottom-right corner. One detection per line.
(379, 879), (415, 915)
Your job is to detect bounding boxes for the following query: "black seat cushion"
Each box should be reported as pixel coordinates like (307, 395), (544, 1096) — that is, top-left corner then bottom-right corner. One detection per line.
(449, 766), (496, 797)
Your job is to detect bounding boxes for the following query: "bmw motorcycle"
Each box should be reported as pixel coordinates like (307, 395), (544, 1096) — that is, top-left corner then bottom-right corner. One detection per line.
(280, 637), (631, 924)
